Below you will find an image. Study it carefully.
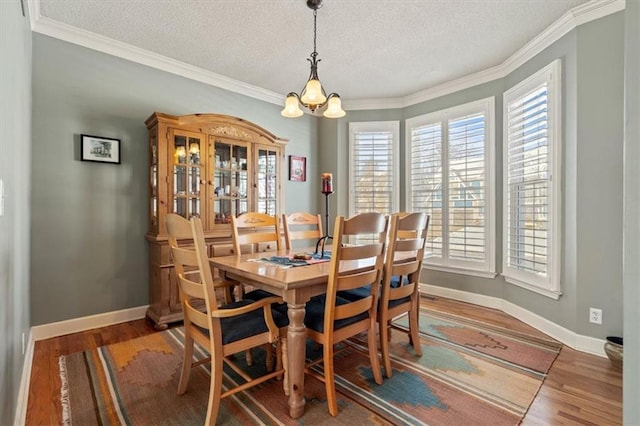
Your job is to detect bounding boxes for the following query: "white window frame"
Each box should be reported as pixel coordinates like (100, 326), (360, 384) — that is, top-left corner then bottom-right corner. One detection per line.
(502, 59), (562, 299)
(406, 97), (496, 278)
(348, 121), (400, 217)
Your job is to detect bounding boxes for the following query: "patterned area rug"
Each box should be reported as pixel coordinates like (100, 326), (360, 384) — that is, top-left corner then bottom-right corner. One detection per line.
(59, 308), (561, 425)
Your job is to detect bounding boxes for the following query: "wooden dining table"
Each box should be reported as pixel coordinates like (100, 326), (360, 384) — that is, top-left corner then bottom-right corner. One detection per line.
(209, 249), (335, 419)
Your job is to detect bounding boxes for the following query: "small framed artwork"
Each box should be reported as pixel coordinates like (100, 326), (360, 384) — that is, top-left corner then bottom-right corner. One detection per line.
(81, 134), (121, 164)
(289, 155), (307, 181)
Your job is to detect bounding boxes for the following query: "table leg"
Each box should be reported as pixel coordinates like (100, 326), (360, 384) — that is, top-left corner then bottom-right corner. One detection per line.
(287, 302), (306, 418)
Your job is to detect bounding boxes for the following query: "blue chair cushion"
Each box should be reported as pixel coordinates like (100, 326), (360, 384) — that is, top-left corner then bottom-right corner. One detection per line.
(337, 276), (409, 302)
(216, 300), (289, 344)
(304, 295), (369, 333)
(243, 288), (277, 300)
(337, 284), (372, 301)
(390, 275), (409, 288)
(242, 288), (289, 318)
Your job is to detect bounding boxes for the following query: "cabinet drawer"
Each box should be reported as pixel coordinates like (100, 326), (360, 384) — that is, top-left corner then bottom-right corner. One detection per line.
(211, 244), (234, 257)
(256, 242), (277, 252)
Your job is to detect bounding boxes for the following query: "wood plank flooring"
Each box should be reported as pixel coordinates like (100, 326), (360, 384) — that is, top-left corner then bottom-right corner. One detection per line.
(25, 296), (623, 425)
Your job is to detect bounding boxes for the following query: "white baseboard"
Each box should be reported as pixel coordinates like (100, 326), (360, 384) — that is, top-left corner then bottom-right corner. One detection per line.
(15, 306), (149, 424)
(421, 284), (606, 357)
(31, 305), (149, 341)
(14, 330), (34, 426)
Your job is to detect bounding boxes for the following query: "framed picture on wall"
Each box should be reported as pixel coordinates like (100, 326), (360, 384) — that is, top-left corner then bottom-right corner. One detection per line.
(81, 134), (121, 164)
(289, 155), (306, 181)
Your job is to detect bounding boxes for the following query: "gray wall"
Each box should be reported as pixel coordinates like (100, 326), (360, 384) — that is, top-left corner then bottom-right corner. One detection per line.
(319, 12), (625, 340)
(31, 34), (318, 325)
(623, 0), (639, 423)
(0, 1), (32, 423)
(575, 14), (624, 336)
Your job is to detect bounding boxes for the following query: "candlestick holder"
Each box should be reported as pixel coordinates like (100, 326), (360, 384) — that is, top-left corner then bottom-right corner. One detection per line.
(315, 190), (333, 258)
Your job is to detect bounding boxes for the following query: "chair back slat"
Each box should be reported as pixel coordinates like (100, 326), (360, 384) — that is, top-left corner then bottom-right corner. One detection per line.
(183, 301), (210, 329)
(339, 243), (385, 261)
(337, 269), (379, 291)
(334, 296), (372, 320)
(392, 261), (420, 277)
(395, 238), (423, 252)
(388, 283), (415, 301)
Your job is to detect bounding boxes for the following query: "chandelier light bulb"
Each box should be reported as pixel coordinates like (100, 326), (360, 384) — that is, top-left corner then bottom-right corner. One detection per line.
(301, 79), (327, 105)
(281, 95), (304, 117)
(323, 95), (346, 118)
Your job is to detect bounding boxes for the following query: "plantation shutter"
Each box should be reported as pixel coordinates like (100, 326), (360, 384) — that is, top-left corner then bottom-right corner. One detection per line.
(447, 113), (487, 262)
(349, 122), (399, 245)
(409, 122), (443, 259)
(505, 84), (550, 279)
(406, 97), (495, 275)
(351, 129), (395, 215)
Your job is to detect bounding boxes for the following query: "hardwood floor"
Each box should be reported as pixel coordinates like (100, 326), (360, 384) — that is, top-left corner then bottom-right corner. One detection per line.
(25, 296), (623, 425)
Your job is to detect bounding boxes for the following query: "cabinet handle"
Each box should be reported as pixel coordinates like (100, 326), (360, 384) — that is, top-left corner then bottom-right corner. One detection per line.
(200, 179), (206, 185)
(208, 180), (213, 185)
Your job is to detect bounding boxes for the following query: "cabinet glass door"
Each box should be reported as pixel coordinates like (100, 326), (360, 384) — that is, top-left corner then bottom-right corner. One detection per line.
(149, 127), (158, 232)
(213, 140), (248, 224)
(256, 147), (278, 215)
(172, 130), (203, 219)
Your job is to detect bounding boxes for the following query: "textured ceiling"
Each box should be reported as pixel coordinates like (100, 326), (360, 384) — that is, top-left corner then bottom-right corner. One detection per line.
(37, 0), (589, 101)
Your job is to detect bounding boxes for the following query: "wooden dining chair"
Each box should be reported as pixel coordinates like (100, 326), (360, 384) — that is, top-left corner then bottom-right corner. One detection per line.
(230, 212), (289, 374)
(166, 214), (288, 425)
(378, 212), (429, 378)
(282, 212), (323, 250)
(303, 212), (387, 416)
(230, 212), (282, 300)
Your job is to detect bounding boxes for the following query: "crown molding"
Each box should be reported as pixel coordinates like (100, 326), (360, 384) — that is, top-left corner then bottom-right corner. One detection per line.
(28, 0), (624, 112)
(28, 5), (284, 106)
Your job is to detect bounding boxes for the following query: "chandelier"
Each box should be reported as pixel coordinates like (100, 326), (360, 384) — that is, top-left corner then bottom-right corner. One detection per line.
(281, 0), (345, 118)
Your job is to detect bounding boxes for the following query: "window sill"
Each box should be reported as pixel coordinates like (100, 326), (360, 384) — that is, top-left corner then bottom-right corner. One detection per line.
(423, 264), (497, 279)
(503, 275), (562, 300)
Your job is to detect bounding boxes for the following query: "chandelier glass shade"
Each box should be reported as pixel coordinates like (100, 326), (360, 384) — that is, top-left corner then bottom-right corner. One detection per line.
(281, 0), (345, 119)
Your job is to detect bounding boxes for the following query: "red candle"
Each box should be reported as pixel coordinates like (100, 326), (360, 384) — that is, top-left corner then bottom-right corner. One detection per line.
(321, 172), (333, 194)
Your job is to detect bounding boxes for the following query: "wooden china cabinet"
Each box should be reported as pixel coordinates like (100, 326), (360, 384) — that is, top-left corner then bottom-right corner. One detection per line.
(145, 112), (287, 329)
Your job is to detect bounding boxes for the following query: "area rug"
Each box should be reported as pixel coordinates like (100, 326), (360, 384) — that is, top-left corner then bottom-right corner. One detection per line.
(59, 309), (561, 425)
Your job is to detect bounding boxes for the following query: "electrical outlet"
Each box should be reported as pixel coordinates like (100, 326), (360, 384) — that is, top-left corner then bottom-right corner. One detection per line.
(589, 308), (603, 325)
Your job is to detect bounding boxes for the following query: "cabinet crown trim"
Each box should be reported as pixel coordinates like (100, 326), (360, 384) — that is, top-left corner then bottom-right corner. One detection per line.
(145, 112), (288, 146)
